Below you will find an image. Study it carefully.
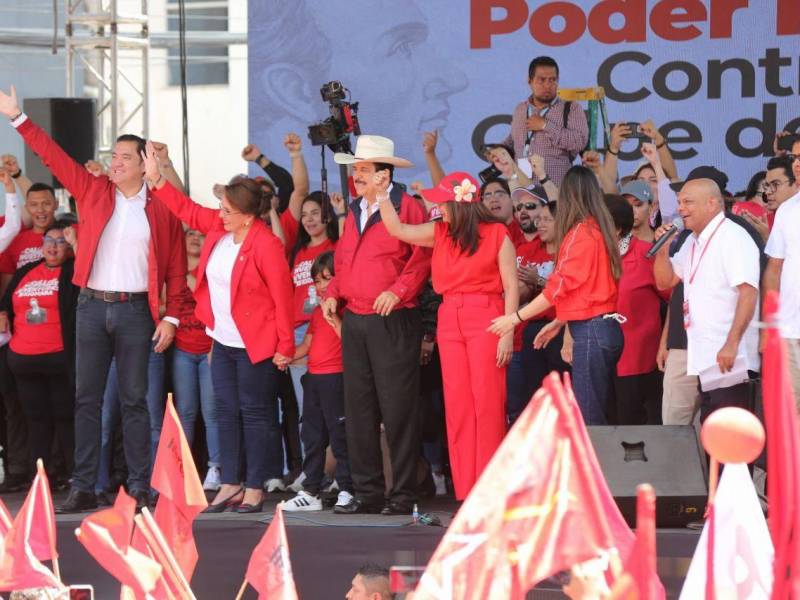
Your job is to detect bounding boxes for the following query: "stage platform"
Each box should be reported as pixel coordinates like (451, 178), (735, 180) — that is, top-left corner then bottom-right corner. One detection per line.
(1, 492), (700, 599)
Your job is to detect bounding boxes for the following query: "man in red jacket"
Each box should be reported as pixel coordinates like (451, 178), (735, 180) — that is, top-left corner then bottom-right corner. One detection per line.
(0, 85), (187, 512)
(322, 135), (431, 515)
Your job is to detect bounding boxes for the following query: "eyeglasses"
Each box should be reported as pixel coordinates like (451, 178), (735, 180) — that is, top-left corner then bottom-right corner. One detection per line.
(482, 190), (509, 200)
(219, 202), (242, 217)
(788, 154), (799, 162)
(764, 179), (794, 192)
(514, 202), (539, 212)
(43, 236), (68, 246)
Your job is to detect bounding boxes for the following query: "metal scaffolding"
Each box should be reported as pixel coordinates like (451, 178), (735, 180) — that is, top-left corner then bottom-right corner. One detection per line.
(65, 0), (150, 155)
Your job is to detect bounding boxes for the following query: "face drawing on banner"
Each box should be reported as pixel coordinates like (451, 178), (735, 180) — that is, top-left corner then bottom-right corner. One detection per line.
(248, 0), (468, 177)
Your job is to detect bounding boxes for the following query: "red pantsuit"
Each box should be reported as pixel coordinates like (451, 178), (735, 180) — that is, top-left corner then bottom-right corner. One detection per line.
(432, 221), (509, 500)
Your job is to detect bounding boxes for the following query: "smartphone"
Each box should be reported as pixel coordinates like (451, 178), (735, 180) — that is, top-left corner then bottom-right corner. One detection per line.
(624, 122), (649, 139)
(478, 164), (501, 184)
(778, 133), (800, 152)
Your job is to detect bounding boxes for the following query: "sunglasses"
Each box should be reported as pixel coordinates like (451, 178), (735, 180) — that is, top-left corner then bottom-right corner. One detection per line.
(514, 202), (539, 212)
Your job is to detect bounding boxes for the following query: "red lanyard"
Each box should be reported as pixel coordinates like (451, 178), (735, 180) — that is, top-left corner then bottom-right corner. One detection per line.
(688, 218), (725, 284)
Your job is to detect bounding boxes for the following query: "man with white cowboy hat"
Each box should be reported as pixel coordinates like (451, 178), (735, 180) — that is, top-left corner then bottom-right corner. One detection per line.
(321, 135), (431, 515)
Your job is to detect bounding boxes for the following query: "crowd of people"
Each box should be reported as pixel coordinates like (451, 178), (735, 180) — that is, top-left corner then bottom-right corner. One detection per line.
(0, 53), (797, 518)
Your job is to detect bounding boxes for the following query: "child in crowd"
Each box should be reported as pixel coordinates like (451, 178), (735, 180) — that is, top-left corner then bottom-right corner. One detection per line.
(281, 251), (354, 512)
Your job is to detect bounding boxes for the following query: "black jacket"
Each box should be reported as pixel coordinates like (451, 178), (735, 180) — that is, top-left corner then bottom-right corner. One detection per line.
(0, 258), (79, 384)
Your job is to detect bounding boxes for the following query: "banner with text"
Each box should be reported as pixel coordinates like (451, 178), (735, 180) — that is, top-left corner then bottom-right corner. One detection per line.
(248, 0), (800, 191)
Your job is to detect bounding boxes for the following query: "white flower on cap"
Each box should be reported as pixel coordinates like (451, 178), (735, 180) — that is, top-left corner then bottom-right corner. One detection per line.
(453, 179), (477, 202)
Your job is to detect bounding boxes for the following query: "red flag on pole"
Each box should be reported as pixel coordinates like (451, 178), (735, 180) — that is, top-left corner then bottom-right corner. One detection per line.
(75, 489), (162, 598)
(150, 395), (208, 581)
(415, 373), (657, 600)
(244, 505), (299, 600)
(0, 467), (63, 592)
(762, 291), (800, 598)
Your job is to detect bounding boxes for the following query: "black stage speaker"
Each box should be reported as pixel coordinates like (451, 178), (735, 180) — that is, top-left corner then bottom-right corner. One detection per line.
(23, 98), (96, 189)
(588, 425), (707, 528)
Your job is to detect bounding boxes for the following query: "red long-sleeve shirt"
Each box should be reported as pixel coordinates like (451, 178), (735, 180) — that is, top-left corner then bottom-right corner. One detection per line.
(543, 217), (618, 321)
(326, 189), (431, 314)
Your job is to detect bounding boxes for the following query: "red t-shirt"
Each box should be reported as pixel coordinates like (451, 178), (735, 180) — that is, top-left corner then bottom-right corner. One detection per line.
(291, 239), (336, 327)
(280, 210), (300, 253)
(615, 238), (669, 376)
(10, 262), (63, 355)
(507, 220), (526, 247)
(174, 273), (212, 355)
(431, 221), (507, 295)
(307, 307), (342, 374)
(517, 238), (557, 322)
(0, 229), (44, 274)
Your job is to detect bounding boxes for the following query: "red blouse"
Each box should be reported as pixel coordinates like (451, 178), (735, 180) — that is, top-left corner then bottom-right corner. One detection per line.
(432, 221), (507, 295)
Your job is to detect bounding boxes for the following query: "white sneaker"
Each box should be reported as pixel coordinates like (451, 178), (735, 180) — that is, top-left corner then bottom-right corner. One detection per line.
(265, 478), (287, 493)
(323, 479), (339, 493)
(287, 472), (306, 493)
(202, 466), (221, 492)
(432, 472), (447, 496)
(280, 490), (322, 512)
(335, 490), (354, 508)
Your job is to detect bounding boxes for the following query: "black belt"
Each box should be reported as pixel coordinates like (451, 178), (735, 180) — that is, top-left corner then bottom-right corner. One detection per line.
(82, 288), (148, 303)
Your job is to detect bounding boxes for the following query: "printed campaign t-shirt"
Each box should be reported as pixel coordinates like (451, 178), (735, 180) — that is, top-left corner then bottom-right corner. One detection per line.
(291, 239), (336, 326)
(10, 262), (63, 355)
(0, 229), (44, 274)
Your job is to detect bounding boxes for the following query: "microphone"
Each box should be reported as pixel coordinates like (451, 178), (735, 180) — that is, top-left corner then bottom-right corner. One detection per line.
(646, 217), (683, 258)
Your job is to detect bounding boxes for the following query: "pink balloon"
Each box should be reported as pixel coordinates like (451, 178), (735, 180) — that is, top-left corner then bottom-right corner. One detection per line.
(701, 407), (765, 464)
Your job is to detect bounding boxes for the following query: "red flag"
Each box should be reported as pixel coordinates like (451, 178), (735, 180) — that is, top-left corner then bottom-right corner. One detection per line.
(762, 291), (800, 598)
(415, 373), (655, 600)
(76, 489), (162, 598)
(150, 395), (207, 581)
(0, 468), (63, 591)
(0, 499), (12, 534)
(611, 484), (663, 600)
(245, 505), (299, 600)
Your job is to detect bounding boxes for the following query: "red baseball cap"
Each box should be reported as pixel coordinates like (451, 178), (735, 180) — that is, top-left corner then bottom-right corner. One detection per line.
(421, 172), (480, 204)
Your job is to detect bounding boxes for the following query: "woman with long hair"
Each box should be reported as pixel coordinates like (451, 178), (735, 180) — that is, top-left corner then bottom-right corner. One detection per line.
(378, 171), (518, 500)
(490, 165), (623, 425)
(143, 143), (295, 513)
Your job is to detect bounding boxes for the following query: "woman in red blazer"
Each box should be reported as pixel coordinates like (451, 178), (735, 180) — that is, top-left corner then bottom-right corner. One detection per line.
(143, 143), (295, 513)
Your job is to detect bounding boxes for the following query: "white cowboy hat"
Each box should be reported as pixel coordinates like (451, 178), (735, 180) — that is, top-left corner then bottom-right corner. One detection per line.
(333, 135), (413, 168)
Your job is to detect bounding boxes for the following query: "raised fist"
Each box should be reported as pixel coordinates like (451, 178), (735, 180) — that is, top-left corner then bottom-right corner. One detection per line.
(241, 144), (262, 162)
(284, 133), (302, 155)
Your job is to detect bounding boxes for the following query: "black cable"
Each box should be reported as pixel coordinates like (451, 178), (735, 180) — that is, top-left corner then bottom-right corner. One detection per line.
(178, 0), (190, 194)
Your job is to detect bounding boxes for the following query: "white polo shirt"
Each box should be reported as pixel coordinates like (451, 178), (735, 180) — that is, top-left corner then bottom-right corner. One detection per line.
(765, 190), (800, 338)
(671, 211), (761, 376)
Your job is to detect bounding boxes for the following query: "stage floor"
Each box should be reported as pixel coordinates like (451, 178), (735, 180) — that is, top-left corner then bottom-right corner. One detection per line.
(1, 492), (699, 599)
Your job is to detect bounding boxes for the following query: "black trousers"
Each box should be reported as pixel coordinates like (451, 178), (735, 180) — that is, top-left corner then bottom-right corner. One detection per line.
(0, 345), (30, 478)
(278, 369), (302, 475)
(301, 372), (352, 495)
(699, 374), (757, 424)
(7, 349), (74, 476)
(342, 308), (422, 507)
(612, 370), (664, 425)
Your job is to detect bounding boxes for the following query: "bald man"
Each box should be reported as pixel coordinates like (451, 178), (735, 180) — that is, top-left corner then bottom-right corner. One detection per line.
(653, 178), (760, 422)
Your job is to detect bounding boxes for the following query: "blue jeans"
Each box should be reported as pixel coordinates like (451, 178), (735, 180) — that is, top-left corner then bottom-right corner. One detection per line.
(96, 343), (165, 493)
(211, 341), (283, 489)
(74, 294), (154, 493)
(505, 350), (526, 425)
(569, 316), (624, 425)
(172, 348), (219, 467)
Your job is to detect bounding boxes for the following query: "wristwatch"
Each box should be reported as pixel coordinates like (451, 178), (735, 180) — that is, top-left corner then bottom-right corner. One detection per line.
(422, 333), (435, 343)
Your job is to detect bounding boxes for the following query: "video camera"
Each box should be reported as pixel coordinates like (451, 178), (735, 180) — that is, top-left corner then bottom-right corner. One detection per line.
(307, 81), (361, 154)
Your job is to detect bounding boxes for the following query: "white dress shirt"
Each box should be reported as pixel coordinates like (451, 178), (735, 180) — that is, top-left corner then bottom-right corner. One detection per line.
(359, 183), (393, 231)
(765, 190), (800, 338)
(204, 233), (245, 348)
(0, 193), (22, 254)
(671, 211), (761, 376)
(87, 183), (150, 293)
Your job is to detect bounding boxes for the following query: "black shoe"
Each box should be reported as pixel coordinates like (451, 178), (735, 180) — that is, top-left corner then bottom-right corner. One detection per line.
(381, 501), (412, 516)
(130, 489), (151, 512)
(235, 501), (264, 514)
(203, 487), (244, 514)
(0, 472), (32, 493)
(333, 499), (382, 515)
(95, 491), (113, 507)
(55, 489), (98, 514)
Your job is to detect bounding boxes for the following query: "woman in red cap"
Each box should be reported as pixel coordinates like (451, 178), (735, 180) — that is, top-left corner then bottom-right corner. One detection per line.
(377, 171), (518, 500)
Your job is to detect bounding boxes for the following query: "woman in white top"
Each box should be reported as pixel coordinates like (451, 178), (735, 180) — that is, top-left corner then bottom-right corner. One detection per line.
(0, 170), (22, 253)
(143, 143), (295, 513)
